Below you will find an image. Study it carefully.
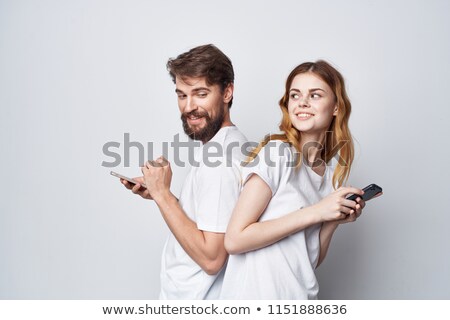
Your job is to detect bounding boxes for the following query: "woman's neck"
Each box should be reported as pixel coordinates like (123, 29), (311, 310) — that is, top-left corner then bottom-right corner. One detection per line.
(299, 131), (326, 164)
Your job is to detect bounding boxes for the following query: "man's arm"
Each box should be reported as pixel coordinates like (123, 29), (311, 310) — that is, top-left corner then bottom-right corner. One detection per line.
(153, 192), (228, 275)
(141, 157), (228, 275)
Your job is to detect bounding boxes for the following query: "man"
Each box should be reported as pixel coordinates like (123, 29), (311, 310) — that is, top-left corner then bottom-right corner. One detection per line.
(121, 44), (247, 299)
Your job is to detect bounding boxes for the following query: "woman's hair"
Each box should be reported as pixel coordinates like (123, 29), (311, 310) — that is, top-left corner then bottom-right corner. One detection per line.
(247, 60), (354, 189)
(166, 44), (235, 108)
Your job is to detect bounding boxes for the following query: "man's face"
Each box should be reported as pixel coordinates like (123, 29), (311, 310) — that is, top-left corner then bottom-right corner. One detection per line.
(175, 76), (229, 143)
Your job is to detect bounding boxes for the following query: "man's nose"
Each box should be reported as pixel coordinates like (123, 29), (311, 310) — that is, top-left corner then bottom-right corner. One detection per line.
(183, 96), (197, 113)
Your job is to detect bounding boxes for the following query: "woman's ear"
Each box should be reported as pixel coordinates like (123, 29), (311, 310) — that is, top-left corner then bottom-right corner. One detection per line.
(223, 83), (234, 104)
(333, 104), (338, 116)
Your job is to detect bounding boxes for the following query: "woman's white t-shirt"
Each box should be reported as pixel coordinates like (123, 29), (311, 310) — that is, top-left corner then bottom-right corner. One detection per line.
(220, 140), (334, 299)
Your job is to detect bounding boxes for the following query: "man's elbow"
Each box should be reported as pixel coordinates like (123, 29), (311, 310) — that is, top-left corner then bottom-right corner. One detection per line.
(202, 257), (226, 275)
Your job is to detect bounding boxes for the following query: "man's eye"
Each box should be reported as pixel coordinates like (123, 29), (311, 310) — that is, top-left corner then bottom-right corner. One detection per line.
(197, 92), (207, 98)
(177, 95), (186, 99)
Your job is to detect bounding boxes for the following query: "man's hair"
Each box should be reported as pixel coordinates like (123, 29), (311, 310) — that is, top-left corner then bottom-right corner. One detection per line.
(167, 44), (235, 108)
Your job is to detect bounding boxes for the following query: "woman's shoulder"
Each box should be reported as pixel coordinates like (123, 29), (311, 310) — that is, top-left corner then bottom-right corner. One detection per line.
(263, 139), (295, 157)
(242, 139), (297, 194)
(248, 139), (297, 168)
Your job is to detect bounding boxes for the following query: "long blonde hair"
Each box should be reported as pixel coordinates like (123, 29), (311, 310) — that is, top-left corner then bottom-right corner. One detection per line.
(246, 60), (354, 189)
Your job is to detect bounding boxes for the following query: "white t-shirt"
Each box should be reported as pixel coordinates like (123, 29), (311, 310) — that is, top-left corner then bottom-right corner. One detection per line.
(159, 126), (248, 299)
(220, 140), (334, 300)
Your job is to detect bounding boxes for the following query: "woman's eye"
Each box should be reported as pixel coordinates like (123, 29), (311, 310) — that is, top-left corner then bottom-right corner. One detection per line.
(311, 93), (321, 99)
(290, 93), (299, 99)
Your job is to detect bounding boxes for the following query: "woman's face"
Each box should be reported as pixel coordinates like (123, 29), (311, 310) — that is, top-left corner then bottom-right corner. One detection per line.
(287, 72), (337, 136)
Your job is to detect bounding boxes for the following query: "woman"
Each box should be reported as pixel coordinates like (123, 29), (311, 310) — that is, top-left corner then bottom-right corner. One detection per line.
(220, 60), (367, 299)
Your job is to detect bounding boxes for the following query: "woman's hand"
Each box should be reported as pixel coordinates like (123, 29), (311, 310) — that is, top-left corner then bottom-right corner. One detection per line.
(329, 196), (366, 226)
(312, 186), (364, 222)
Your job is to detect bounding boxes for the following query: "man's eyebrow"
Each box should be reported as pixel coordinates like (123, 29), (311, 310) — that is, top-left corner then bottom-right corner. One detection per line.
(175, 87), (211, 94)
(191, 87), (211, 93)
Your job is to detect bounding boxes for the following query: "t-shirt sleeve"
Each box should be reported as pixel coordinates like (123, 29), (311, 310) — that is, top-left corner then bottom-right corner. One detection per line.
(195, 163), (241, 233)
(241, 142), (291, 196)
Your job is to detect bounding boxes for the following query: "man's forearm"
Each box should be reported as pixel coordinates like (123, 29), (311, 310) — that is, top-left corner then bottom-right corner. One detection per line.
(153, 191), (227, 275)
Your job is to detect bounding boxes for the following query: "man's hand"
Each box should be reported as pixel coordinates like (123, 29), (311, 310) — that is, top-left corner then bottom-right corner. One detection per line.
(141, 156), (173, 201)
(121, 176), (153, 200)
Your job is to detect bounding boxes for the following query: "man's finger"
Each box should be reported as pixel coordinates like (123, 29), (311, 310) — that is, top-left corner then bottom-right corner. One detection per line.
(156, 156), (169, 167)
(121, 179), (132, 190)
(148, 160), (163, 168)
(132, 183), (142, 194)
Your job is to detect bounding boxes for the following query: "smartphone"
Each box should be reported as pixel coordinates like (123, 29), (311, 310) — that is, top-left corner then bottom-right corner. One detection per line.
(346, 183), (382, 201)
(110, 171), (146, 188)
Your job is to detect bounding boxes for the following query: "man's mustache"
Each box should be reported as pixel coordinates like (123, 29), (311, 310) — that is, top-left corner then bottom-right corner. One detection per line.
(181, 111), (209, 120)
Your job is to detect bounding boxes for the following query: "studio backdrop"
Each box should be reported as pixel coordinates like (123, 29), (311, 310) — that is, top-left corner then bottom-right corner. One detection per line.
(1, 0), (449, 299)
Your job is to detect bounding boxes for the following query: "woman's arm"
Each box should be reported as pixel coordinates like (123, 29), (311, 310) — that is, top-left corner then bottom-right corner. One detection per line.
(224, 174), (362, 254)
(316, 197), (367, 267)
(316, 222), (339, 268)
(224, 175), (320, 254)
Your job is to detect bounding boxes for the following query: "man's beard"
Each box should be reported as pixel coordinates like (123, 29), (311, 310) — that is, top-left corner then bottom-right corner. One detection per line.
(181, 107), (224, 143)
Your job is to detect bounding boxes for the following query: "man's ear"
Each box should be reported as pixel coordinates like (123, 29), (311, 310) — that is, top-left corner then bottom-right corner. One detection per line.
(223, 83), (234, 104)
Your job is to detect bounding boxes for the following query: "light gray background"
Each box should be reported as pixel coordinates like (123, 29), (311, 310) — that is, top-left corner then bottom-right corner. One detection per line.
(1, 0), (449, 299)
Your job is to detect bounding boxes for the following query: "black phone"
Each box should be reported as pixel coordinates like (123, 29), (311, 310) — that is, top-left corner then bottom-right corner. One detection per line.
(346, 183), (382, 201)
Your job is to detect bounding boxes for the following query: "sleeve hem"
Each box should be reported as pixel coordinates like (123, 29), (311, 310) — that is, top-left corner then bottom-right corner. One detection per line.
(196, 223), (227, 233)
(242, 170), (276, 196)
